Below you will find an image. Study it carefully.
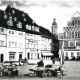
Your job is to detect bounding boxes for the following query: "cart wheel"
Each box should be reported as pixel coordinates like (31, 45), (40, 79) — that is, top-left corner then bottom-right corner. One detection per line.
(42, 73), (45, 78)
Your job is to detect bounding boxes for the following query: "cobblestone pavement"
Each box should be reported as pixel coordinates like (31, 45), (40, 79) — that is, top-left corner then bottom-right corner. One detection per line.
(0, 61), (80, 80)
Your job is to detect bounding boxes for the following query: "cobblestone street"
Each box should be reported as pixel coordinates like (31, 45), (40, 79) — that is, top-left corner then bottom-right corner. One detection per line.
(0, 61), (80, 80)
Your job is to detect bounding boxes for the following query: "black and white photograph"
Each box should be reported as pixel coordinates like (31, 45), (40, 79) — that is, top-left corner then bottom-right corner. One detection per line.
(0, 0), (80, 80)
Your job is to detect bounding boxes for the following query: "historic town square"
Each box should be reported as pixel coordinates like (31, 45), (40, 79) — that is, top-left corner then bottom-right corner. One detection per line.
(0, 0), (80, 80)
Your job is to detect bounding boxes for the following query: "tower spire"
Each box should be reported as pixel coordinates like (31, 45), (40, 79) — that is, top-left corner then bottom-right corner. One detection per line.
(51, 17), (58, 35)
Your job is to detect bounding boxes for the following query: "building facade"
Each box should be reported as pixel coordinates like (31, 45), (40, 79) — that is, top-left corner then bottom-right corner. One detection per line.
(0, 5), (56, 64)
(63, 11), (80, 60)
(51, 18), (59, 58)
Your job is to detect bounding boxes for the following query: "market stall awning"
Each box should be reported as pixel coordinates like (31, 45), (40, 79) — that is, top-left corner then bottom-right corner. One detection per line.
(42, 53), (53, 56)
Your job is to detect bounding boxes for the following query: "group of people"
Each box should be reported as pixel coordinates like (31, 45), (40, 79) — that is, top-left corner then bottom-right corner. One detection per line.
(37, 58), (55, 67)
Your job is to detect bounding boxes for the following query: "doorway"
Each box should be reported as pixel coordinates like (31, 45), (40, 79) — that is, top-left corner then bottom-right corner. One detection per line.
(19, 54), (22, 60)
(1, 54), (3, 63)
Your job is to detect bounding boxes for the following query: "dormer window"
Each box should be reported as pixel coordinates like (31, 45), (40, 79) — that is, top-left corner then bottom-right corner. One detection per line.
(22, 13), (25, 17)
(17, 22), (22, 28)
(7, 20), (13, 26)
(14, 17), (17, 21)
(4, 14), (7, 19)
(32, 21), (34, 24)
(9, 16), (12, 20)
(12, 10), (15, 14)
(9, 13), (10, 15)
(32, 25), (34, 31)
(24, 18), (26, 21)
(4, 12), (7, 19)
(26, 25), (31, 30)
(26, 25), (28, 29)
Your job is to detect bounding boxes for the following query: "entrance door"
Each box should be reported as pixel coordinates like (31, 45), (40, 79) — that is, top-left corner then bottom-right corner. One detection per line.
(1, 54), (3, 63)
(19, 54), (22, 59)
(27, 53), (30, 59)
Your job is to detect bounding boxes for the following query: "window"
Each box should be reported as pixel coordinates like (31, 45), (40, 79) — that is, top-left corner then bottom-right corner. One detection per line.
(19, 32), (23, 36)
(64, 41), (68, 47)
(24, 18), (26, 21)
(12, 10), (15, 14)
(68, 31), (71, 38)
(75, 31), (77, 38)
(9, 52), (15, 59)
(76, 41), (80, 46)
(17, 22), (22, 28)
(78, 31), (80, 38)
(14, 17), (17, 21)
(9, 41), (11, 47)
(0, 28), (4, 34)
(27, 43), (29, 48)
(65, 52), (68, 57)
(77, 52), (80, 57)
(71, 52), (74, 57)
(4, 14), (7, 19)
(0, 41), (4, 46)
(7, 20), (13, 26)
(9, 31), (11, 34)
(69, 41), (74, 47)
(12, 31), (14, 34)
(32, 25), (34, 31)
(31, 52), (33, 59)
(72, 31), (74, 38)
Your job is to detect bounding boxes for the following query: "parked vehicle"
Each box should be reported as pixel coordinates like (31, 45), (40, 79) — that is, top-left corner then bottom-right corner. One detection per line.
(2, 64), (19, 76)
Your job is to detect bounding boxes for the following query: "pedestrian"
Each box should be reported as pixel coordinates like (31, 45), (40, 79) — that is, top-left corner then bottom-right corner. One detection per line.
(52, 58), (55, 67)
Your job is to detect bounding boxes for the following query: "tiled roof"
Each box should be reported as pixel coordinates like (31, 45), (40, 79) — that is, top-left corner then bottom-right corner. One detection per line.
(0, 5), (59, 40)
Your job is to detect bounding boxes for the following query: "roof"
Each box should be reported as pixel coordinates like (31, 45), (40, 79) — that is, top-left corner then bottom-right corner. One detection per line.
(0, 5), (58, 40)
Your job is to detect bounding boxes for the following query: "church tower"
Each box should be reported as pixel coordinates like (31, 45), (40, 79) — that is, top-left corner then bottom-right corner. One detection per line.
(51, 18), (58, 35)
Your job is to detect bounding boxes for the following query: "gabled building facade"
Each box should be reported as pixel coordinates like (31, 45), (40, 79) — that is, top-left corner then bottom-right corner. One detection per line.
(0, 5), (57, 64)
(63, 12), (80, 60)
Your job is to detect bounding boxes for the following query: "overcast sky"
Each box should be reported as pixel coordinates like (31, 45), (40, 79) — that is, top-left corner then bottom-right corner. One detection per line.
(0, 0), (80, 33)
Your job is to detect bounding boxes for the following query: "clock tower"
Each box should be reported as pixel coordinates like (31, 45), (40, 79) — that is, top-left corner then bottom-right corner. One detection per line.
(51, 18), (58, 35)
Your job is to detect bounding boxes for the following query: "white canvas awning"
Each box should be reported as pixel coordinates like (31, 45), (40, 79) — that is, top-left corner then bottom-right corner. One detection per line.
(42, 53), (53, 56)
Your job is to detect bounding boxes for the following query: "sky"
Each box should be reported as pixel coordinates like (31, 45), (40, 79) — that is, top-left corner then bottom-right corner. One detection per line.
(0, 0), (80, 33)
